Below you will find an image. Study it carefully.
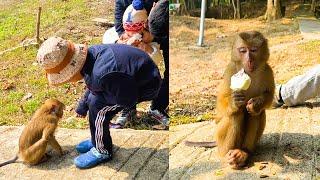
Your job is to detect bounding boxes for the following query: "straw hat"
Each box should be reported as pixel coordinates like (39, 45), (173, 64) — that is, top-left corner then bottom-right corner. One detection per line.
(123, 4), (148, 32)
(36, 37), (87, 85)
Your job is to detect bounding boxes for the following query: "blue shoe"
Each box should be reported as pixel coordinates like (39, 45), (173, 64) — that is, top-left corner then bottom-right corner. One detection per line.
(74, 147), (112, 169)
(76, 139), (94, 153)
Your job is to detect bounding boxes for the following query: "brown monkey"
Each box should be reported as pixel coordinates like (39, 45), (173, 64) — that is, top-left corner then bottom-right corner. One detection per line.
(0, 99), (65, 167)
(185, 31), (274, 169)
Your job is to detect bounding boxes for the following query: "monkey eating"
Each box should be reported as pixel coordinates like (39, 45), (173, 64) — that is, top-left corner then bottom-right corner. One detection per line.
(185, 31), (275, 169)
(0, 99), (65, 167)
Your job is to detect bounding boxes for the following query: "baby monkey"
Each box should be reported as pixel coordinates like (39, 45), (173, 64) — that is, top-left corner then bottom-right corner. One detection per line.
(0, 99), (65, 167)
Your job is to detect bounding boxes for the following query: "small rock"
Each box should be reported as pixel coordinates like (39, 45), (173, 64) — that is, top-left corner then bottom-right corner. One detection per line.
(65, 106), (74, 112)
(196, 115), (203, 121)
(65, 116), (76, 123)
(22, 93), (33, 101)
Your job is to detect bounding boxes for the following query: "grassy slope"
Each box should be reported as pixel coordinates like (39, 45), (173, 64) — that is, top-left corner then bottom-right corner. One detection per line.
(0, 0), (109, 128)
(0, 0), (162, 130)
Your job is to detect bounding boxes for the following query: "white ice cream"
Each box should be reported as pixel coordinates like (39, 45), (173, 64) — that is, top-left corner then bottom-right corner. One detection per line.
(230, 69), (251, 91)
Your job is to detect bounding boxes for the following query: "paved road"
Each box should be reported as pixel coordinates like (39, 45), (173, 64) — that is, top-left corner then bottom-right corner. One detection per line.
(0, 127), (168, 179)
(298, 17), (320, 40)
(169, 106), (320, 179)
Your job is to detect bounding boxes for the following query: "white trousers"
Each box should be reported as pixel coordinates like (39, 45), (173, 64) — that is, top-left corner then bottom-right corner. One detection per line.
(281, 64), (320, 106)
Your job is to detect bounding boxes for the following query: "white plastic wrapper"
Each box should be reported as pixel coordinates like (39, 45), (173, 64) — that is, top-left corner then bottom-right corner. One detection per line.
(126, 33), (142, 45)
(230, 69), (251, 91)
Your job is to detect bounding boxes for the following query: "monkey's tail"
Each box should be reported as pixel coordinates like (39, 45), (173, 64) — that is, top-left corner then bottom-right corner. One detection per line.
(184, 141), (217, 148)
(0, 156), (18, 167)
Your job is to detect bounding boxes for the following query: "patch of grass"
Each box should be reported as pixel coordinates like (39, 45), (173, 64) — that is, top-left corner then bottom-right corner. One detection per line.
(0, 0), (102, 128)
(297, 40), (320, 51)
(0, 0), (90, 51)
(170, 112), (215, 126)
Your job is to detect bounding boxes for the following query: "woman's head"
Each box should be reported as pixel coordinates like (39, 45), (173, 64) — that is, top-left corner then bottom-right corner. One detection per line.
(36, 37), (87, 85)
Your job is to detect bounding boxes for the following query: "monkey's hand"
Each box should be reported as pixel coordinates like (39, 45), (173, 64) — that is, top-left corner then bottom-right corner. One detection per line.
(231, 90), (246, 110)
(246, 97), (263, 115)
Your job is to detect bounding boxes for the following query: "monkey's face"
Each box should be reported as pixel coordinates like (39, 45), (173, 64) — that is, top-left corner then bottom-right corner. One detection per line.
(56, 103), (65, 119)
(237, 46), (259, 73)
(233, 31), (269, 74)
(45, 99), (65, 119)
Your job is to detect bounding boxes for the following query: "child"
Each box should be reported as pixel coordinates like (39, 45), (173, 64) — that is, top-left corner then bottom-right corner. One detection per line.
(37, 36), (161, 169)
(110, 1), (165, 129)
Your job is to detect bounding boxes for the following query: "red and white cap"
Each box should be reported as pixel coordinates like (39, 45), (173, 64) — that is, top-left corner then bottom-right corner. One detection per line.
(123, 4), (148, 32)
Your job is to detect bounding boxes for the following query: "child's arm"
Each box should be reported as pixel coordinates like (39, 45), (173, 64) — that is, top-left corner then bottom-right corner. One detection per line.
(75, 88), (90, 117)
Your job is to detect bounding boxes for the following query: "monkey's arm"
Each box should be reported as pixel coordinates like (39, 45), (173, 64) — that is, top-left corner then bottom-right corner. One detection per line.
(75, 88), (90, 116)
(48, 136), (63, 156)
(217, 76), (245, 116)
(246, 66), (275, 115)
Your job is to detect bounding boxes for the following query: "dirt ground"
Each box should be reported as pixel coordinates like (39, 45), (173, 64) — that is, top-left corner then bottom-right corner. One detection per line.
(169, 3), (320, 123)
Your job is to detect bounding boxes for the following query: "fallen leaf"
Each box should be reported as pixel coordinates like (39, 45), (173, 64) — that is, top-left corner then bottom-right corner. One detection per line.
(259, 164), (266, 170)
(2, 82), (15, 90)
(215, 169), (224, 176)
(260, 174), (269, 178)
(20, 105), (25, 113)
(65, 106), (74, 112)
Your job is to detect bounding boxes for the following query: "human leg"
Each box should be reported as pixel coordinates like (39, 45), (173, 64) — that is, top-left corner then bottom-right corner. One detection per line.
(280, 64), (320, 106)
(74, 93), (122, 168)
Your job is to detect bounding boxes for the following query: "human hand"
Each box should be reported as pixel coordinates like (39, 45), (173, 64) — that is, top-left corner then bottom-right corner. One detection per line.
(76, 113), (86, 118)
(117, 33), (130, 44)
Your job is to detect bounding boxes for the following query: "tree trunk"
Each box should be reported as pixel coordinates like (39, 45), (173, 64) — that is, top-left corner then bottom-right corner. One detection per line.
(180, 0), (190, 15)
(311, 0), (316, 12)
(236, 0), (240, 19)
(232, 0), (236, 19)
(265, 0), (282, 21)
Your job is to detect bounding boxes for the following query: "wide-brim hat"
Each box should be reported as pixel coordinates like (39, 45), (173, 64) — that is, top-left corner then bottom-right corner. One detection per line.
(36, 37), (88, 85)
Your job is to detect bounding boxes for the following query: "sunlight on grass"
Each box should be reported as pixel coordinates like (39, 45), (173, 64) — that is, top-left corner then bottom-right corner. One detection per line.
(0, 0), (90, 51)
(0, 0), (94, 128)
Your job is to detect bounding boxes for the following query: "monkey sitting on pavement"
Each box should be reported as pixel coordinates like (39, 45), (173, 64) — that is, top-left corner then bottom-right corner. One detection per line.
(185, 31), (275, 169)
(0, 99), (65, 167)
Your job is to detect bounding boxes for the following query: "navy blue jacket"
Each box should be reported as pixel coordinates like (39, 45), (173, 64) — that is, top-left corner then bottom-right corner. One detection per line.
(114, 0), (157, 36)
(76, 44), (161, 116)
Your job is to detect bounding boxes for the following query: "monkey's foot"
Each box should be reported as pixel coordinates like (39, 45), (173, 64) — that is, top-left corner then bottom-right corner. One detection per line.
(226, 149), (249, 169)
